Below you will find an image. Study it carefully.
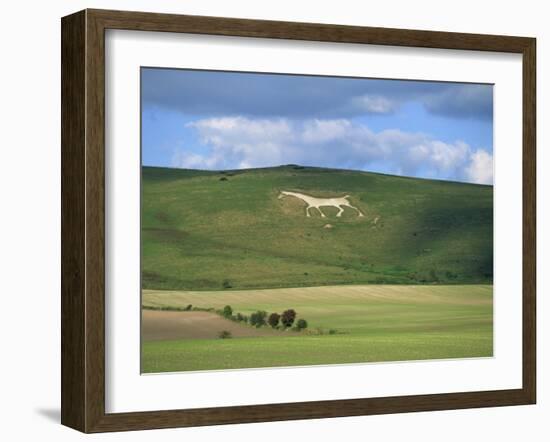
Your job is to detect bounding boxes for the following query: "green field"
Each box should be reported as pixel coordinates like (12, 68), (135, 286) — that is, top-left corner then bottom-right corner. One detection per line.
(142, 285), (493, 373)
(142, 165), (492, 290)
(141, 165), (493, 372)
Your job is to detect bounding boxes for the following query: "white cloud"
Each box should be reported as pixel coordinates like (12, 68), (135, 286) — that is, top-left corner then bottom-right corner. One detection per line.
(173, 116), (493, 184)
(171, 151), (221, 169)
(464, 149), (494, 184)
(185, 117), (293, 169)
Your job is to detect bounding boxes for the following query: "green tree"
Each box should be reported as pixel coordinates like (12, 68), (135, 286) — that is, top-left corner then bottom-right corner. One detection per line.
(268, 312), (281, 328)
(249, 310), (268, 327)
(281, 309), (296, 328)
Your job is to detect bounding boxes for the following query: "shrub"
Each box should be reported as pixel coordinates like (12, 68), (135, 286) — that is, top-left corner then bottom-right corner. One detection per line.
(223, 305), (233, 318)
(296, 319), (308, 330)
(268, 312), (281, 328)
(222, 280), (232, 289)
(183, 304), (193, 311)
(236, 312), (247, 322)
(218, 330), (232, 339)
(249, 310), (268, 328)
(193, 306), (214, 312)
(328, 329), (337, 335)
(281, 309), (297, 328)
(219, 177), (228, 181)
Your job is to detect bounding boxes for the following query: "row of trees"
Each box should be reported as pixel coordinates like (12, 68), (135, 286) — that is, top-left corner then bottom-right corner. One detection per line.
(221, 306), (308, 331)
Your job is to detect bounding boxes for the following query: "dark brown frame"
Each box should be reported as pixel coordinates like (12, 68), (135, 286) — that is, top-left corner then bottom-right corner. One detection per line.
(61, 8), (536, 433)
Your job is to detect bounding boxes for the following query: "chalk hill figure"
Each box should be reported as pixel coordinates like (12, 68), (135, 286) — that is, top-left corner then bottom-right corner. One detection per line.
(279, 191), (364, 218)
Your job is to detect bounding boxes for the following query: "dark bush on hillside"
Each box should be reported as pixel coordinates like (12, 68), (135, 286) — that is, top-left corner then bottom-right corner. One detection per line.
(236, 312), (247, 322)
(268, 312), (281, 328)
(192, 306), (214, 312)
(281, 309), (296, 328)
(249, 310), (268, 327)
(219, 177), (228, 181)
(183, 304), (193, 311)
(218, 330), (232, 339)
(296, 319), (308, 330)
(222, 280), (232, 289)
(223, 305), (233, 318)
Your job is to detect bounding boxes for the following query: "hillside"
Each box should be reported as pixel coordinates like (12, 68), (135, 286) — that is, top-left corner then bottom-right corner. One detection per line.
(141, 165), (493, 290)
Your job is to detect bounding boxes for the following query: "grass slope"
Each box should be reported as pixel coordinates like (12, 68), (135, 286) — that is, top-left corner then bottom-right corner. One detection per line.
(141, 285), (492, 372)
(142, 165), (493, 291)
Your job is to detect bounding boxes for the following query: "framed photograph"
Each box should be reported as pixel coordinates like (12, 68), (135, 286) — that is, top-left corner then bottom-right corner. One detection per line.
(61, 9), (536, 433)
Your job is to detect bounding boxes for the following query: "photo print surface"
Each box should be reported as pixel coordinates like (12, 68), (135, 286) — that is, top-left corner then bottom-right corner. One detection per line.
(140, 68), (494, 373)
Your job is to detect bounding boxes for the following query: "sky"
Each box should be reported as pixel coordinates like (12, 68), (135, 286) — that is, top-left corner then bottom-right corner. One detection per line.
(141, 68), (493, 184)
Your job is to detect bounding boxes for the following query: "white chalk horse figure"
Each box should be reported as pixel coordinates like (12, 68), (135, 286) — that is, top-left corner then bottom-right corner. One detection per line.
(279, 191), (364, 218)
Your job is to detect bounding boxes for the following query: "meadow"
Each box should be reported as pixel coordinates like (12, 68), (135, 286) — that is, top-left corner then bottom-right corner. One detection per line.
(142, 165), (493, 291)
(141, 285), (493, 373)
(141, 165), (493, 372)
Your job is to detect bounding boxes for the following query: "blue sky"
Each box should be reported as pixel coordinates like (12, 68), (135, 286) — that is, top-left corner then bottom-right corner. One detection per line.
(141, 68), (493, 184)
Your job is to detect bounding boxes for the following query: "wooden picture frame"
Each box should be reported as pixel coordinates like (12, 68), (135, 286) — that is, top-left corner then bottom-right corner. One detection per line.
(61, 8), (536, 433)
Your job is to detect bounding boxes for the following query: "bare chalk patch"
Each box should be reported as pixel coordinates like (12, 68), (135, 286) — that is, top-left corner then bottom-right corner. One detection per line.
(279, 191), (364, 218)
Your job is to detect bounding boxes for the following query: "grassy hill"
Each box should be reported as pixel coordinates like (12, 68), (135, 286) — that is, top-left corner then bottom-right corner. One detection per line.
(142, 165), (493, 291)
